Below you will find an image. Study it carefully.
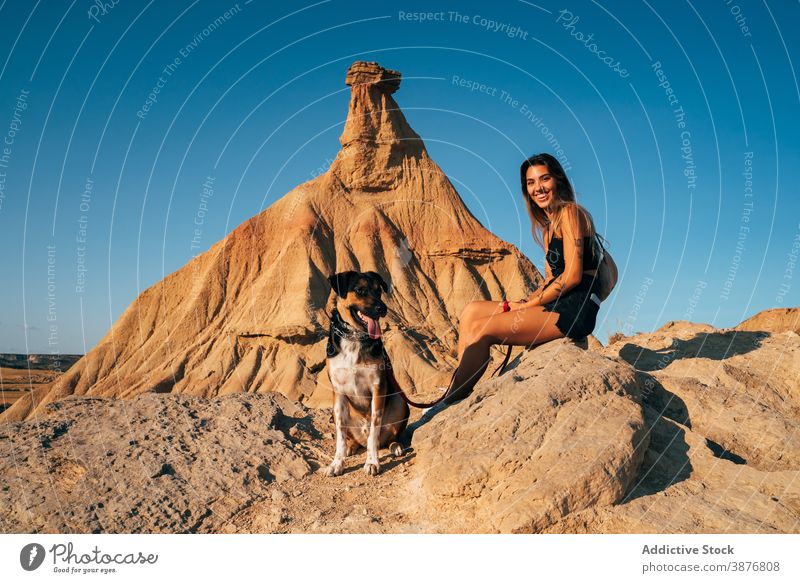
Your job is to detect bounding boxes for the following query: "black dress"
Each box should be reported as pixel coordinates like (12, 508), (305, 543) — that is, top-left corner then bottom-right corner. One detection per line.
(539, 234), (602, 340)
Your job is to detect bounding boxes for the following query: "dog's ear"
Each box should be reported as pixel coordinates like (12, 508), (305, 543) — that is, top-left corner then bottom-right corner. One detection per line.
(366, 271), (390, 294)
(328, 271), (356, 298)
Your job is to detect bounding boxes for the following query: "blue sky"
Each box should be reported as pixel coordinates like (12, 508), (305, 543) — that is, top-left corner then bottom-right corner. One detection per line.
(0, 0), (798, 353)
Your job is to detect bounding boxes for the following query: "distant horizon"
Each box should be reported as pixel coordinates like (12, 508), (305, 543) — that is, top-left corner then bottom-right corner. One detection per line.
(1, 0), (798, 353)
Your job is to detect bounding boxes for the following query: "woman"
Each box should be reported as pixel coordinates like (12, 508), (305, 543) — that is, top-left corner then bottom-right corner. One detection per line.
(443, 153), (604, 404)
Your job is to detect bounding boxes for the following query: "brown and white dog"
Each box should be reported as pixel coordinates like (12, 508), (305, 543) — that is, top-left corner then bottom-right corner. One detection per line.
(325, 271), (409, 476)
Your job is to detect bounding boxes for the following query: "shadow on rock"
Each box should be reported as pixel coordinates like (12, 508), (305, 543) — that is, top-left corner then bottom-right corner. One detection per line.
(705, 438), (747, 465)
(637, 371), (691, 428)
(273, 410), (324, 441)
(618, 330), (767, 372)
(622, 405), (693, 502)
(622, 373), (693, 502)
(404, 400), (450, 446)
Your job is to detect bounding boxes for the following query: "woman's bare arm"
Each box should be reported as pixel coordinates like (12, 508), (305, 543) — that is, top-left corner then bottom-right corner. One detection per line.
(510, 230), (553, 308)
(526, 204), (587, 307)
(514, 259), (551, 307)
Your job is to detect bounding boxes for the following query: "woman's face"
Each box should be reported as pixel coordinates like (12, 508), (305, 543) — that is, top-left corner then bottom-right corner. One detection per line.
(526, 164), (557, 210)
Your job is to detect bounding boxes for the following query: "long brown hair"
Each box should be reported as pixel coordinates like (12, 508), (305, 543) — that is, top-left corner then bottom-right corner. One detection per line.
(519, 153), (597, 249)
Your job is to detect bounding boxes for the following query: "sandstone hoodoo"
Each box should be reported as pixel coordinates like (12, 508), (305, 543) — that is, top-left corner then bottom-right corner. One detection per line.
(2, 61), (541, 422)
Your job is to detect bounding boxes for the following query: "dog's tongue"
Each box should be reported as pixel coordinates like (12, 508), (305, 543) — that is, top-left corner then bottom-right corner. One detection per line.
(362, 314), (381, 339)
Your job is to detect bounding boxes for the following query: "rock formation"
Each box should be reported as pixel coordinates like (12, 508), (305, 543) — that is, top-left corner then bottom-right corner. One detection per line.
(735, 306), (800, 335)
(1, 61), (540, 422)
(547, 310), (800, 533)
(2, 308), (797, 533)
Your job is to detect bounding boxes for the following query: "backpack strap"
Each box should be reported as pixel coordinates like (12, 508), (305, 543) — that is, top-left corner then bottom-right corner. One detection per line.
(594, 233), (605, 265)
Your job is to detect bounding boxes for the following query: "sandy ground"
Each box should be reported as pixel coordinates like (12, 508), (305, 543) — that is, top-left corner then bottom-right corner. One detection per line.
(0, 391), (440, 533)
(0, 366), (60, 414)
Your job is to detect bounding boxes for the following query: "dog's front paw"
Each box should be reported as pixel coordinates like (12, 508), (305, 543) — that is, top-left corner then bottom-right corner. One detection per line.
(363, 461), (380, 476)
(325, 460), (344, 477)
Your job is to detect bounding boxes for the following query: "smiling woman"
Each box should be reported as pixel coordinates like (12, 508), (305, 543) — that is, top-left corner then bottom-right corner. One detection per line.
(520, 153), (615, 332)
(442, 153), (611, 405)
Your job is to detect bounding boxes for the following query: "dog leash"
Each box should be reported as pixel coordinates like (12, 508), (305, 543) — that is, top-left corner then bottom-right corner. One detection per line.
(492, 346), (513, 377)
(382, 345), (513, 409)
(382, 349), (452, 409)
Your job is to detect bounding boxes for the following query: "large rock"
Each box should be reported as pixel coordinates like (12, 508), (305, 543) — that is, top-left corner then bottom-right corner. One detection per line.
(544, 410), (800, 533)
(407, 339), (649, 533)
(545, 310), (800, 534)
(735, 307), (800, 335)
(2, 61), (540, 422)
(605, 317), (800, 472)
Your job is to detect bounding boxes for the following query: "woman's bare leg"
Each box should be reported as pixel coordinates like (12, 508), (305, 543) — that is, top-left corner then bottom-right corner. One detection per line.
(456, 301), (505, 360)
(444, 305), (564, 404)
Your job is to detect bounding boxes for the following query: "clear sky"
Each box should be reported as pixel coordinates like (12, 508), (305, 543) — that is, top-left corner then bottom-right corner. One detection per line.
(0, 0), (798, 354)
